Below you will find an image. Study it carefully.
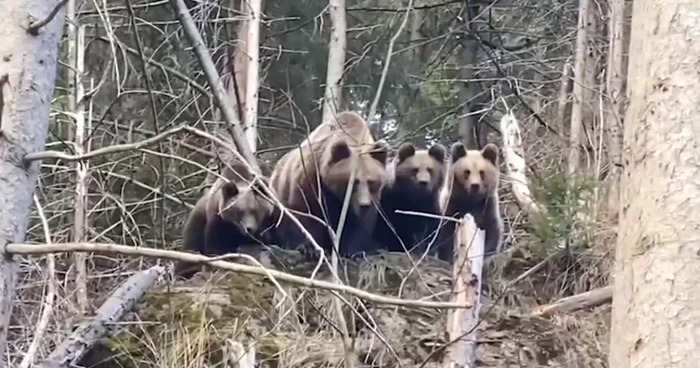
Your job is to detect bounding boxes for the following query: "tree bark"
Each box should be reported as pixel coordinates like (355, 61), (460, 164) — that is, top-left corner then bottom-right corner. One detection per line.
(321, 0), (347, 125)
(568, 0), (590, 173)
(0, 0), (66, 363)
(242, 0), (261, 153)
(609, 1), (700, 367)
(457, 5), (480, 149)
(604, 0), (626, 215)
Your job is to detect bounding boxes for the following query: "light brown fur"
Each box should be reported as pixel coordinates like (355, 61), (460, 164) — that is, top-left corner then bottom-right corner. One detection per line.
(270, 111), (390, 255)
(436, 142), (503, 262)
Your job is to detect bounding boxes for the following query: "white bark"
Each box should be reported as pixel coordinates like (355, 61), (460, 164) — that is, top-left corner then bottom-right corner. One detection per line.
(500, 112), (545, 217)
(442, 215), (483, 368)
(604, 0), (626, 213)
(610, 1), (700, 367)
(321, 0), (347, 125)
(38, 266), (165, 368)
(556, 58), (571, 128)
(170, 0), (260, 174)
(568, 0), (590, 173)
(0, 0), (66, 364)
(243, 0), (260, 153)
(73, 24), (89, 314)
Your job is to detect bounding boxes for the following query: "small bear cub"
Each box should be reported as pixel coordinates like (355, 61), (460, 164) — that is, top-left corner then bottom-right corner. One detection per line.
(375, 142), (447, 255)
(436, 142), (503, 263)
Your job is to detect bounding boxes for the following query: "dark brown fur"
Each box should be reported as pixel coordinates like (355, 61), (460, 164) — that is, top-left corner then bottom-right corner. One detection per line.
(269, 111), (390, 256)
(435, 142), (503, 263)
(375, 143), (447, 255)
(177, 160), (277, 278)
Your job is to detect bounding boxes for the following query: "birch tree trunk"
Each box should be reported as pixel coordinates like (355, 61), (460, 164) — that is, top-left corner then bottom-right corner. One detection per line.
(0, 0), (66, 363)
(568, 0), (590, 173)
(609, 1), (700, 367)
(243, 0), (261, 153)
(321, 0), (346, 125)
(604, 0), (626, 214)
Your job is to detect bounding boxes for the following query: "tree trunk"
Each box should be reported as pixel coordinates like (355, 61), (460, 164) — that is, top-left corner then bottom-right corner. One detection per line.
(603, 0), (626, 215)
(457, 5), (480, 149)
(568, 0), (590, 173)
(609, 1), (700, 367)
(321, 0), (347, 125)
(0, 0), (66, 363)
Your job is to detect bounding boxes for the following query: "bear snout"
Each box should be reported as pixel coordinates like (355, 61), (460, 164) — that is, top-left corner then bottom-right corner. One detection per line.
(469, 183), (481, 193)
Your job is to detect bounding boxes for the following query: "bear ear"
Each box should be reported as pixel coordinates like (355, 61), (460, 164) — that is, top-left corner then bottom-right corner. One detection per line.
(328, 139), (352, 165)
(428, 143), (446, 163)
(371, 140), (390, 165)
(220, 181), (239, 201)
(450, 142), (467, 163)
(396, 143), (416, 163)
(481, 143), (499, 165)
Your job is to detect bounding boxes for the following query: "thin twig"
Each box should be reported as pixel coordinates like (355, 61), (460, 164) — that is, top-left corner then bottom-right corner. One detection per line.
(367, 0), (414, 121)
(6, 242), (470, 310)
(169, 0), (260, 174)
(28, 0), (70, 35)
(20, 195), (57, 368)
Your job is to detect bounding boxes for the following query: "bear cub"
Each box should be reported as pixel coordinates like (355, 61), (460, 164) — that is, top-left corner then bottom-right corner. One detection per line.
(177, 165), (277, 278)
(375, 142), (447, 255)
(436, 142), (503, 263)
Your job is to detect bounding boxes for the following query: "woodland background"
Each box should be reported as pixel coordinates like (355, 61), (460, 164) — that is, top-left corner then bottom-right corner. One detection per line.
(0, 0), (639, 366)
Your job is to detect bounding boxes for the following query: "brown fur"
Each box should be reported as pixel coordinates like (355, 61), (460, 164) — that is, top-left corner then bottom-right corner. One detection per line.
(375, 143), (447, 254)
(436, 142), (503, 262)
(177, 159), (277, 278)
(270, 111), (390, 256)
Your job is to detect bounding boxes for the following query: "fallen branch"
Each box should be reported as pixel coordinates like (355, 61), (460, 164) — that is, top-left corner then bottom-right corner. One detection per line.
(443, 215), (484, 368)
(6, 242), (470, 310)
(37, 266), (165, 368)
(531, 285), (612, 317)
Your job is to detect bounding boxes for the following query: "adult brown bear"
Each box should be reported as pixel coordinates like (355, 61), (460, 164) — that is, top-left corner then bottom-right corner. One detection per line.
(435, 142), (503, 263)
(176, 159), (277, 278)
(374, 142), (447, 255)
(269, 111), (390, 257)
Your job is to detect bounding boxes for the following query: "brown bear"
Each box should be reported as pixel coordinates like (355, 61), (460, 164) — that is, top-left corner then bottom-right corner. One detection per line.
(374, 142), (447, 255)
(269, 111), (390, 257)
(176, 159), (277, 278)
(435, 142), (503, 263)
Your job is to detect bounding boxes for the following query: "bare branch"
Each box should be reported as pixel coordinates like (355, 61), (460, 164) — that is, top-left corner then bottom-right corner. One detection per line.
(367, 0), (414, 121)
(6, 242), (470, 310)
(27, 0), (69, 35)
(169, 0), (260, 173)
(25, 125), (188, 163)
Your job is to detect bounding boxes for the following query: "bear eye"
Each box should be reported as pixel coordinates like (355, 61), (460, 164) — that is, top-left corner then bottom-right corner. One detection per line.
(464, 170), (470, 176)
(479, 169), (485, 177)
(411, 168), (419, 175)
(427, 167), (433, 174)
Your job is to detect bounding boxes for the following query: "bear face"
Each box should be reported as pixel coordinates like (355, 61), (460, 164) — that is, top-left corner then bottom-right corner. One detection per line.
(216, 178), (275, 236)
(322, 138), (390, 216)
(449, 142), (499, 200)
(393, 142), (446, 194)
